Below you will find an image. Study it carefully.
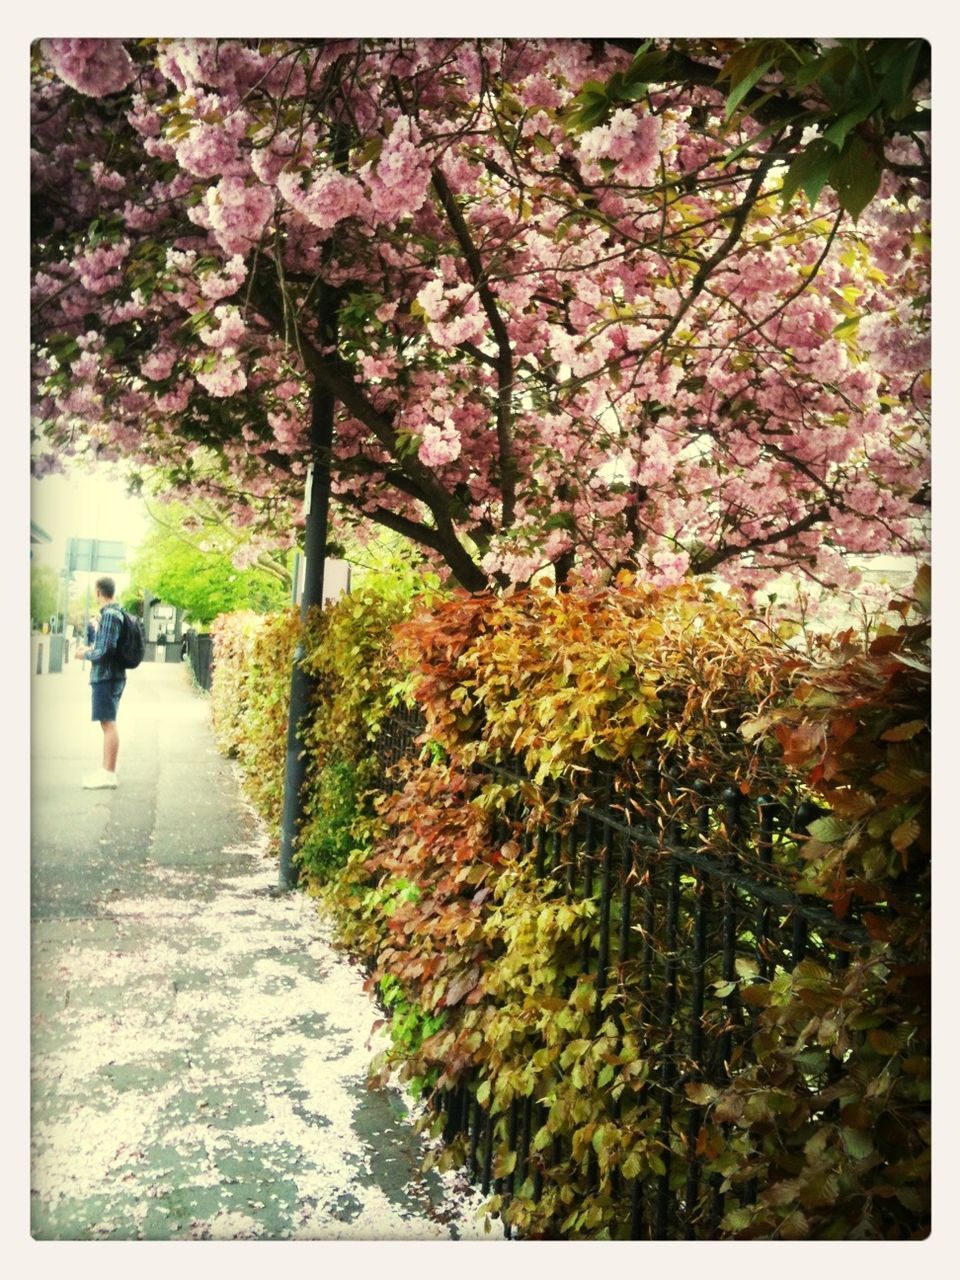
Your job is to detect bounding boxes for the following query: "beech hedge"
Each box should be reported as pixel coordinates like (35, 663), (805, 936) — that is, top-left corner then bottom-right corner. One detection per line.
(211, 569), (930, 1240)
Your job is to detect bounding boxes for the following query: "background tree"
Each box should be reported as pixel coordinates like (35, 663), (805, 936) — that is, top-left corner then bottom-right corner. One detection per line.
(31, 38), (929, 600)
(127, 498), (292, 625)
(30, 563), (59, 627)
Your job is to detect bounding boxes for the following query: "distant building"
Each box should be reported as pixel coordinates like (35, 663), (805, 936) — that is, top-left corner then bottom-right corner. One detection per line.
(30, 521), (52, 557)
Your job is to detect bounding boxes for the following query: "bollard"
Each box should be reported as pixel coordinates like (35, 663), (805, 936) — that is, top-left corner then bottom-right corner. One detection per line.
(36, 642), (43, 675)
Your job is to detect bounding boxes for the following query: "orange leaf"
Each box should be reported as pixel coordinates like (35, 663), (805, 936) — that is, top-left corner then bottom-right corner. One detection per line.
(891, 817), (920, 852)
(880, 720), (926, 742)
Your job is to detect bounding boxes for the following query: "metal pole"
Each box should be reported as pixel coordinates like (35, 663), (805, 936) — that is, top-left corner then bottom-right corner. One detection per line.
(278, 374), (334, 890)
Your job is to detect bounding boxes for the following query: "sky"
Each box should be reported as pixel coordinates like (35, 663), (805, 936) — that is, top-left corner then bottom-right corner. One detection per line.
(31, 463), (151, 586)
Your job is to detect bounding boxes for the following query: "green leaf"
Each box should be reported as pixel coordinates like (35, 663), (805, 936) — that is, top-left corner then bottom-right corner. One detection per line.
(781, 138), (838, 209)
(718, 42), (767, 89)
(829, 136), (883, 221)
(913, 563), (931, 614)
(832, 314), (861, 339)
(726, 61), (775, 121)
(806, 816), (850, 843)
(626, 49), (671, 84)
(618, 80), (649, 103)
(877, 40), (923, 112)
(822, 100), (877, 149)
(841, 1127), (875, 1160)
(685, 1082), (720, 1106)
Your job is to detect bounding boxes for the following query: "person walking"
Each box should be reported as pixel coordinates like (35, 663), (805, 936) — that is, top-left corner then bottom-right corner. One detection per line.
(81, 576), (126, 789)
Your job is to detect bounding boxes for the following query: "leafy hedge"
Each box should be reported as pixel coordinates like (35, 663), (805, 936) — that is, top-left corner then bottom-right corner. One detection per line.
(356, 574), (929, 1240)
(209, 565), (432, 876)
(211, 607), (300, 831)
(211, 569), (930, 1240)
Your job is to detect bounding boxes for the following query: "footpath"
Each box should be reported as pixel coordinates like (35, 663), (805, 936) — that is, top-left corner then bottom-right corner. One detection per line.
(30, 658), (499, 1242)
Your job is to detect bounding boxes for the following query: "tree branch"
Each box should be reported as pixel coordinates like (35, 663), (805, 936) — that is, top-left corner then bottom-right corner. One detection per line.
(431, 164), (518, 527)
(692, 505), (830, 574)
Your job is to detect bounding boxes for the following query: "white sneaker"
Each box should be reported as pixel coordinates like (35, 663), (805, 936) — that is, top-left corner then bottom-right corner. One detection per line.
(82, 769), (118, 789)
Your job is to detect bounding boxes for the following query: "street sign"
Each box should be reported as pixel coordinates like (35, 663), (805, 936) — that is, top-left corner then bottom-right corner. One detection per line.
(66, 538), (127, 572)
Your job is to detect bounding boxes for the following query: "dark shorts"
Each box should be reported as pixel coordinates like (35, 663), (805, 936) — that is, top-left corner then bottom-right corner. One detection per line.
(92, 677), (126, 723)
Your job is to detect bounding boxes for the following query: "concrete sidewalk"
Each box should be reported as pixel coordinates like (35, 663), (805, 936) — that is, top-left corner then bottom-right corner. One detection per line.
(31, 661), (498, 1241)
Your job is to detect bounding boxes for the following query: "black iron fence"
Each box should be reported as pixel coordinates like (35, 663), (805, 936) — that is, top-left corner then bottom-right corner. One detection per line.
(183, 631), (214, 692)
(372, 705), (873, 1239)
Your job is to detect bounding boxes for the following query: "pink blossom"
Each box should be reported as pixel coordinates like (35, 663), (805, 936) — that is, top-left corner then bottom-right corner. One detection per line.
(578, 108), (661, 186)
(154, 378), (194, 412)
(199, 256), (248, 301)
(417, 418), (462, 466)
(205, 178), (275, 256)
(90, 161), (125, 192)
(173, 106), (247, 179)
(72, 239), (130, 294)
(277, 168), (370, 231)
(195, 354), (247, 397)
(363, 116), (431, 223)
(250, 126), (318, 186)
(519, 73), (564, 111)
(42, 39), (136, 97)
(198, 306), (247, 350)
(141, 350), (177, 381)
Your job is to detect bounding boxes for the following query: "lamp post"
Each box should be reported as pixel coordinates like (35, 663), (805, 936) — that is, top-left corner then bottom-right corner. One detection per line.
(278, 373), (334, 890)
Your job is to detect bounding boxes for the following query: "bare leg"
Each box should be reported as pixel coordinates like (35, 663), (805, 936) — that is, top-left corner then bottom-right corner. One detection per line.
(100, 721), (119, 773)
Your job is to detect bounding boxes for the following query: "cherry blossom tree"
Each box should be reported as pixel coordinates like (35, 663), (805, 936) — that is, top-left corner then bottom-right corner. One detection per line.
(30, 37), (930, 597)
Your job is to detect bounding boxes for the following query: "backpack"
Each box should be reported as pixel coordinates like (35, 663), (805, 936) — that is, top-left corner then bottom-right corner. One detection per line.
(110, 605), (145, 670)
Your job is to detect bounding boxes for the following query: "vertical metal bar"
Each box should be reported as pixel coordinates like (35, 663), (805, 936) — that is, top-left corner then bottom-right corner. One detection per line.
(533, 1102), (546, 1202)
(594, 835), (614, 1023)
(756, 797), (776, 978)
(618, 832), (634, 966)
(481, 1109), (494, 1194)
(718, 877), (737, 1074)
(630, 1173), (644, 1239)
(581, 811), (596, 972)
(566, 822), (578, 895)
(639, 867), (656, 1023)
(518, 1095), (533, 1193)
(654, 857), (681, 1239)
(441, 1087), (459, 1143)
(534, 826), (547, 877)
(683, 873), (710, 1237)
(549, 826), (561, 876)
(791, 912), (808, 966)
(468, 1094), (481, 1177)
(507, 1099), (519, 1195)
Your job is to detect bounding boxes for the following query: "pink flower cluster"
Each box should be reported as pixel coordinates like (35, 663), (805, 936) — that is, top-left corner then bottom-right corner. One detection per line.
(195, 354), (247, 397)
(72, 239), (130, 294)
(198, 306), (247, 350)
(250, 127), (318, 187)
(416, 279), (487, 347)
(203, 178), (274, 255)
(42, 39), (136, 98)
(277, 168), (370, 232)
(268, 408), (307, 454)
(141, 349), (177, 381)
(417, 417), (463, 467)
(199, 256), (248, 302)
(172, 97), (247, 179)
(578, 108), (661, 186)
(363, 116), (432, 223)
